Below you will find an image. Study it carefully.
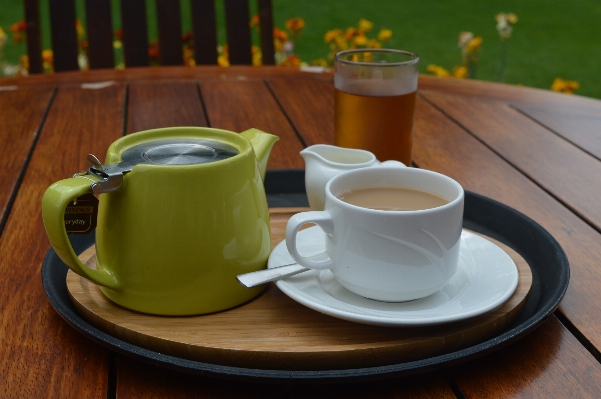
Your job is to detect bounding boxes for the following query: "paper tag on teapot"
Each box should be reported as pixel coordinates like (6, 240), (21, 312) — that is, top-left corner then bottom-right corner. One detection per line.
(64, 194), (98, 234)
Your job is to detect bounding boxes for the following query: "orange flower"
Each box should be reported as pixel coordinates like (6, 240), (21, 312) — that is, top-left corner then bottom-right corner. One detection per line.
(344, 27), (356, 40)
(273, 27), (290, 52)
(324, 29), (342, 43)
(333, 36), (349, 51)
(285, 18), (304, 36)
(148, 41), (159, 61)
(551, 77), (580, 94)
(10, 20), (26, 33)
(311, 58), (328, 67)
(0, 27), (7, 46)
(427, 64), (451, 78)
(218, 54), (229, 67)
(42, 49), (54, 64)
(358, 19), (374, 33)
(218, 45), (229, 67)
(250, 14), (260, 29)
(42, 49), (54, 73)
(377, 28), (392, 42)
(452, 66), (468, 79)
(182, 31), (193, 44)
(279, 55), (300, 67)
(251, 45), (262, 66)
(10, 20), (27, 44)
(114, 29), (123, 40)
(183, 45), (195, 66)
(352, 34), (368, 47)
(273, 27), (288, 42)
(466, 36), (483, 53)
(316, 21), (394, 68)
(76, 19), (85, 38)
(20, 55), (29, 72)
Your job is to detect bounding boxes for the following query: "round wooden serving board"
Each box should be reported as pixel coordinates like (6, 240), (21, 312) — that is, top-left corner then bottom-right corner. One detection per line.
(67, 208), (532, 371)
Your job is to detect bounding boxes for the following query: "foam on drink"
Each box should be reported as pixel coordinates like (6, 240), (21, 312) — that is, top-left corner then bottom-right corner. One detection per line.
(334, 65), (418, 96)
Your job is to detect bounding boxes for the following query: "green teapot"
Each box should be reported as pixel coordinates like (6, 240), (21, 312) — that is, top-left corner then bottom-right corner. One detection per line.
(42, 127), (278, 315)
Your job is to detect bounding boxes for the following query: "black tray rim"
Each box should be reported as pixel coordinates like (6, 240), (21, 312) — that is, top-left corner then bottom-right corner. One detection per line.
(41, 169), (569, 383)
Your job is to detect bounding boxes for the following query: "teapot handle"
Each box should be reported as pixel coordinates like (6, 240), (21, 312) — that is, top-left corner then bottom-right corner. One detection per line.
(42, 177), (120, 289)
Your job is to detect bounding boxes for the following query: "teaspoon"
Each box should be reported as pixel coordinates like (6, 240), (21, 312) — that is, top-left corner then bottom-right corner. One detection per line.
(236, 263), (308, 288)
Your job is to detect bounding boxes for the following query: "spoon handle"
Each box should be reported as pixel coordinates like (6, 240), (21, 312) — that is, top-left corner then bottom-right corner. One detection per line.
(236, 263), (308, 288)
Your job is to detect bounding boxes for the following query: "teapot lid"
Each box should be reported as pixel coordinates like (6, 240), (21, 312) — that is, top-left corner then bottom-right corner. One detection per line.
(82, 138), (239, 194)
(122, 138), (239, 166)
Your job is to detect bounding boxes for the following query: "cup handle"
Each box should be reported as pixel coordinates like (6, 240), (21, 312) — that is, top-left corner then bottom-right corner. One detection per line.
(42, 176), (120, 289)
(286, 211), (334, 270)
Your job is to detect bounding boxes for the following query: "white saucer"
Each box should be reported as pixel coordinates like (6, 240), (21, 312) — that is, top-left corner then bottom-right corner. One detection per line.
(268, 226), (519, 327)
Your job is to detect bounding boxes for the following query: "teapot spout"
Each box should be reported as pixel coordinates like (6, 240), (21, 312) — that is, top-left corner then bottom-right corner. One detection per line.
(240, 129), (279, 180)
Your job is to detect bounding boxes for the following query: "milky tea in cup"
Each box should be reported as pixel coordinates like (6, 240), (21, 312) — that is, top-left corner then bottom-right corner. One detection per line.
(286, 167), (464, 302)
(337, 186), (449, 212)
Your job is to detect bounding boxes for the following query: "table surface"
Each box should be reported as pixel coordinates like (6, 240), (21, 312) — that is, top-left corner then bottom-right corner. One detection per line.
(1, 66), (601, 397)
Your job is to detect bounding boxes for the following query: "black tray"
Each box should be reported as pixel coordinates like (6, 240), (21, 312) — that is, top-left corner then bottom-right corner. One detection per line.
(42, 169), (569, 383)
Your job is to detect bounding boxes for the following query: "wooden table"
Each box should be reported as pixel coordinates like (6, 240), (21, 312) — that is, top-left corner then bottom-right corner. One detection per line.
(2, 66), (601, 397)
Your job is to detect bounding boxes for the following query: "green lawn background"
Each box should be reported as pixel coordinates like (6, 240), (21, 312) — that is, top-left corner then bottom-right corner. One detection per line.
(1, 0), (600, 99)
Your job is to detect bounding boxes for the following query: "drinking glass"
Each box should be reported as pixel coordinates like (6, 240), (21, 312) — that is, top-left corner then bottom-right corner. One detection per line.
(334, 49), (419, 166)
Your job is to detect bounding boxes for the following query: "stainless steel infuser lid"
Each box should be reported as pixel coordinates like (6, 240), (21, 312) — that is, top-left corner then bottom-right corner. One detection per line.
(80, 138), (239, 194)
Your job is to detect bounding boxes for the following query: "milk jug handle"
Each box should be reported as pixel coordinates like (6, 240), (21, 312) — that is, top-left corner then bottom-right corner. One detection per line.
(42, 177), (120, 289)
(286, 211), (334, 270)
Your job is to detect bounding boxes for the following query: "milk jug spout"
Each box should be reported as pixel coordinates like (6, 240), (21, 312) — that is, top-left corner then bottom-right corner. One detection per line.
(301, 145), (379, 211)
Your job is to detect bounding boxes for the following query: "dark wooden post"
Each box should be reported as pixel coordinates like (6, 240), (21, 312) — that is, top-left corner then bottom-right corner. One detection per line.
(258, 0), (275, 65)
(23, 0), (43, 74)
(224, 0), (252, 65)
(48, 0), (79, 72)
(190, 0), (218, 65)
(156, 0), (183, 65)
(120, 0), (150, 67)
(85, 0), (115, 69)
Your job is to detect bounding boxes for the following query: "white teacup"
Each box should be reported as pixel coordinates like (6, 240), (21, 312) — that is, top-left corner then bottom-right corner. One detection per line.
(286, 166), (464, 302)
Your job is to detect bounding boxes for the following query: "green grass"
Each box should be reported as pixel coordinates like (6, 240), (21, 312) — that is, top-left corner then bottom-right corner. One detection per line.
(272, 0), (601, 99)
(1, 0), (600, 99)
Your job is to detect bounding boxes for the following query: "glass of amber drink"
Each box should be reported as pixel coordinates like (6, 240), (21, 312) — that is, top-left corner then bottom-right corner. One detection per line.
(334, 49), (419, 166)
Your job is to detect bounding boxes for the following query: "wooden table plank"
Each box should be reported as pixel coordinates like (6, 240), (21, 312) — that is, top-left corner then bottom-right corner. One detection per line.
(516, 104), (601, 161)
(127, 81), (208, 133)
(3, 69), (601, 397)
(266, 78), (335, 146)
(411, 96), (601, 394)
(0, 87), (53, 226)
(115, 355), (455, 398)
(421, 91), (601, 233)
(418, 75), (601, 113)
(0, 83), (126, 397)
(199, 79), (305, 169)
(0, 66), (333, 87)
(452, 316), (601, 397)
